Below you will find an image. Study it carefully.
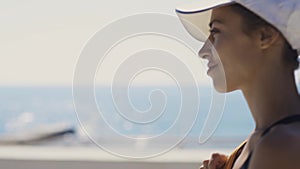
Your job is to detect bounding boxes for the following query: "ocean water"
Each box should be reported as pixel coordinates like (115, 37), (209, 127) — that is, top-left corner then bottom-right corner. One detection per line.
(0, 86), (254, 148)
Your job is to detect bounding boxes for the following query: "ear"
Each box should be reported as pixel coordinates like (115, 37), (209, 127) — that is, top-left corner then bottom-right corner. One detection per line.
(258, 26), (281, 50)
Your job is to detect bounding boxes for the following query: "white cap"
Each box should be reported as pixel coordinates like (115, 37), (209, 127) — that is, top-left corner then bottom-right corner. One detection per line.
(176, 0), (300, 54)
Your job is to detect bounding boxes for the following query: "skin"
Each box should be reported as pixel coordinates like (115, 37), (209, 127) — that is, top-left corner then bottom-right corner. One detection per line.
(198, 5), (300, 169)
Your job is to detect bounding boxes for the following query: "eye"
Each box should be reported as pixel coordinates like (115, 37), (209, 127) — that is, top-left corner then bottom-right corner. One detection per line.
(209, 28), (220, 35)
(208, 28), (220, 42)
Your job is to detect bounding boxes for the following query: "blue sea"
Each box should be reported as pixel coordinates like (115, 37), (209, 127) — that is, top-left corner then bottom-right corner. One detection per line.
(0, 86), (255, 149)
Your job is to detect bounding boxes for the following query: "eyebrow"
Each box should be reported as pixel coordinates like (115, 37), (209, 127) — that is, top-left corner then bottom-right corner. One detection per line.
(209, 19), (223, 28)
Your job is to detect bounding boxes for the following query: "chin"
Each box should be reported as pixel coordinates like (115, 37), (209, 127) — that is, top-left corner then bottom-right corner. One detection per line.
(212, 79), (238, 93)
(209, 69), (228, 93)
(213, 82), (227, 93)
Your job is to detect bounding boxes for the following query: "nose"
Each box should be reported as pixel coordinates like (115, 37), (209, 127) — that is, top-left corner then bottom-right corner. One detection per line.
(198, 40), (212, 59)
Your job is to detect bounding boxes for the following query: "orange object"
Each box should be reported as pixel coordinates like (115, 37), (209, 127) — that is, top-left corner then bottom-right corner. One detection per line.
(223, 141), (247, 169)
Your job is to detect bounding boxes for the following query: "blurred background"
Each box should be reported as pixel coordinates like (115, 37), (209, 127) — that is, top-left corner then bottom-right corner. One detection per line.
(0, 0), (299, 167)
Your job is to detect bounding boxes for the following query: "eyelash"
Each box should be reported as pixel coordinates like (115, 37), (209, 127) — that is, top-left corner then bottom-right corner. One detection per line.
(209, 28), (220, 35)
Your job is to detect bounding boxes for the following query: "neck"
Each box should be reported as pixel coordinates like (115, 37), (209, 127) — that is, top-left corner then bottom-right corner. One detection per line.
(241, 66), (300, 131)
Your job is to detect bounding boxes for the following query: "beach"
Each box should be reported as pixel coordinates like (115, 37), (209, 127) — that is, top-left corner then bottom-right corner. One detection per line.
(0, 145), (233, 169)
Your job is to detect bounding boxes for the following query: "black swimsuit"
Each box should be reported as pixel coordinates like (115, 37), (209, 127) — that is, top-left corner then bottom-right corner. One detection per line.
(239, 114), (300, 169)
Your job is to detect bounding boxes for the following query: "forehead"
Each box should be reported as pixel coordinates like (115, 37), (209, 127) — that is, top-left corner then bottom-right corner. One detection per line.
(210, 5), (243, 27)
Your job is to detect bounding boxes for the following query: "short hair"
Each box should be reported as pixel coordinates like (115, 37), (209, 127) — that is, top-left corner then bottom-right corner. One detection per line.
(230, 3), (299, 70)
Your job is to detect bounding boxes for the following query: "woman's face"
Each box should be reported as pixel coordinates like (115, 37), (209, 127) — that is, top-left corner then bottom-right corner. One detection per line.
(199, 5), (262, 92)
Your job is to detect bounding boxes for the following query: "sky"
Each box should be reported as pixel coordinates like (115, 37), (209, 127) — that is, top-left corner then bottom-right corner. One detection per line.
(0, 0), (209, 86)
(1, 0), (299, 86)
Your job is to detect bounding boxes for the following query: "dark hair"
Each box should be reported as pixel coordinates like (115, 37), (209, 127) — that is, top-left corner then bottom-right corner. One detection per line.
(231, 4), (299, 70)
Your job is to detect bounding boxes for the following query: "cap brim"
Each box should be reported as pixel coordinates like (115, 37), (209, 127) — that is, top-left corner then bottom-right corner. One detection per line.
(175, 0), (233, 42)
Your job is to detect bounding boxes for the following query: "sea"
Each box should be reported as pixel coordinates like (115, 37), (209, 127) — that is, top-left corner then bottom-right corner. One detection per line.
(0, 85), (259, 150)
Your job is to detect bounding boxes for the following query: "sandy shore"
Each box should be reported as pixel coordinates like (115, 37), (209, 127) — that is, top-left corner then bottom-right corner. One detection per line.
(0, 145), (233, 169)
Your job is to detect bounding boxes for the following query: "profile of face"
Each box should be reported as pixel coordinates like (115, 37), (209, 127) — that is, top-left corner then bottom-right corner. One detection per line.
(199, 5), (263, 93)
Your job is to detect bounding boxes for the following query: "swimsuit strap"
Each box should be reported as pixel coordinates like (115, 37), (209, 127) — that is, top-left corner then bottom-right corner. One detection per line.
(261, 114), (300, 136)
(240, 114), (300, 169)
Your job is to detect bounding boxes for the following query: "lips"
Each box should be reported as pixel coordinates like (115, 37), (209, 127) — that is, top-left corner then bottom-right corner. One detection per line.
(206, 59), (219, 76)
(199, 54), (219, 72)
(205, 56), (218, 69)
(207, 62), (218, 69)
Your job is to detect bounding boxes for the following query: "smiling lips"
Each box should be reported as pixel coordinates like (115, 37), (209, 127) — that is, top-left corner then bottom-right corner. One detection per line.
(202, 55), (219, 71)
(207, 61), (218, 69)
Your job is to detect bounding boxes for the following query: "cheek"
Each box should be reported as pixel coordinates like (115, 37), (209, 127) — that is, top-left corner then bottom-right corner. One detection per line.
(212, 36), (237, 67)
(216, 35), (256, 68)
(212, 35), (257, 89)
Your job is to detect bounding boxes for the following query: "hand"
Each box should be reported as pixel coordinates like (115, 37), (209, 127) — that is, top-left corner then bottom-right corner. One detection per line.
(200, 153), (228, 169)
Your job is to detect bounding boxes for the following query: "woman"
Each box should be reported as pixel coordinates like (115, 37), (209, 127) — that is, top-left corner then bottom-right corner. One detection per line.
(176, 1), (300, 169)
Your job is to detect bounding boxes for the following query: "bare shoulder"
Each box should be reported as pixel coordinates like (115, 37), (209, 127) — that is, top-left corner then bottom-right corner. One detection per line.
(248, 123), (300, 169)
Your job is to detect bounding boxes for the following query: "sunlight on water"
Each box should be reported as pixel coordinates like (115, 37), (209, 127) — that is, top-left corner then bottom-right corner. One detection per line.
(0, 86), (253, 149)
